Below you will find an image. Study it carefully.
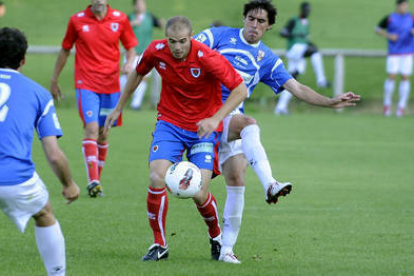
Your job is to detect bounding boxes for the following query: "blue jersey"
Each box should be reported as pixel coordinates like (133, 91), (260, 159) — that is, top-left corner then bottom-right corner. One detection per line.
(379, 13), (414, 55)
(195, 26), (292, 113)
(0, 69), (63, 186)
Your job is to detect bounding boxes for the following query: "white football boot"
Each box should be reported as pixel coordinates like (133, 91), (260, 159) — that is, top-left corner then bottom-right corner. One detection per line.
(219, 251), (241, 264)
(266, 181), (292, 204)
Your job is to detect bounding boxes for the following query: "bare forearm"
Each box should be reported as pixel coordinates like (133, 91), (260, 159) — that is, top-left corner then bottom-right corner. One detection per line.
(213, 83), (248, 120)
(284, 79), (332, 107)
(125, 48), (136, 64)
(116, 70), (142, 111)
(51, 48), (70, 82)
(48, 151), (74, 187)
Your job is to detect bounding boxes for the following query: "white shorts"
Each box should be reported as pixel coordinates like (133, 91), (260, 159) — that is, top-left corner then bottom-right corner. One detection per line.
(0, 173), (49, 233)
(287, 43), (308, 74)
(218, 110), (244, 172)
(386, 55), (413, 76)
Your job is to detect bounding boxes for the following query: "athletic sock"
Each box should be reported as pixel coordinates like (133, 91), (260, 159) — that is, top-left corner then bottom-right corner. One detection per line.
(130, 80), (148, 109)
(82, 139), (99, 184)
(240, 124), (276, 192)
(147, 187), (168, 247)
(97, 142), (109, 180)
(221, 186), (245, 255)
(35, 221), (66, 276)
(384, 78), (395, 107)
(311, 52), (327, 85)
(398, 80), (410, 113)
(275, 90), (293, 113)
(196, 192), (221, 239)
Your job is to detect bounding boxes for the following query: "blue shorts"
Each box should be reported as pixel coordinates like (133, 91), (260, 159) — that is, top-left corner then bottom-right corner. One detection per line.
(149, 120), (221, 171)
(76, 89), (122, 127)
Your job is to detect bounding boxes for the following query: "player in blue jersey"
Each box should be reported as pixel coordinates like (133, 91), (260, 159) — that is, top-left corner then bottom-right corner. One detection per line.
(376, 0), (414, 117)
(0, 27), (79, 276)
(195, 0), (360, 263)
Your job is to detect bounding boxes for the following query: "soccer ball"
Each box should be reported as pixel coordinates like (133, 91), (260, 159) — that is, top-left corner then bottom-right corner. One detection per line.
(165, 161), (202, 199)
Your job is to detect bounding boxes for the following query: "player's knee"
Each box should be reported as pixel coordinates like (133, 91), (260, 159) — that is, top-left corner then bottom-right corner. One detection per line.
(149, 171), (166, 189)
(401, 75), (410, 81)
(225, 172), (245, 187)
(389, 74), (397, 80)
(84, 124), (99, 140)
(33, 202), (56, 227)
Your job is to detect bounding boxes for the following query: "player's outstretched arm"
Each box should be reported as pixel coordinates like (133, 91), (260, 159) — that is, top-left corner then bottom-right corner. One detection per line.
(50, 48), (71, 101)
(197, 82), (248, 138)
(104, 70), (143, 134)
(283, 78), (360, 109)
(41, 136), (80, 204)
(121, 48), (136, 75)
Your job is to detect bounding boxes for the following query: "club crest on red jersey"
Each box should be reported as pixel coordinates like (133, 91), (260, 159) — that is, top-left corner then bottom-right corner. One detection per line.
(190, 68), (201, 78)
(111, 23), (119, 32)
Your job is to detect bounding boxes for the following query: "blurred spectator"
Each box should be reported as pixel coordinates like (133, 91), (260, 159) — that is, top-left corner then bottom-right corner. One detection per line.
(275, 2), (329, 115)
(0, 1), (6, 21)
(120, 0), (164, 110)
(376, 0), (414, 117)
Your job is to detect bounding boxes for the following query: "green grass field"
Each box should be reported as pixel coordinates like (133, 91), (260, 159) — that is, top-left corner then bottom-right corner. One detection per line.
(0, 109), (413, 275)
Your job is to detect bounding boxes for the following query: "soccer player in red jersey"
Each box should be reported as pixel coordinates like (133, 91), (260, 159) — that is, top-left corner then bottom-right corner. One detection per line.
(104, 16), (248, 261)
(50, 0), (138, 197)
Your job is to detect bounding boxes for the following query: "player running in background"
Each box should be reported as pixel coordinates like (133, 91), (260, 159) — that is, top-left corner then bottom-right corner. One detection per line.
(0, 27), (79, 276)
(105, 16), (248, 261)
(120, 0), (164, 110)
(275, 1), (330, 115)
(50, 0), (137, 197)
(376, 0), (414, 117)
(196, 0), (360, 263)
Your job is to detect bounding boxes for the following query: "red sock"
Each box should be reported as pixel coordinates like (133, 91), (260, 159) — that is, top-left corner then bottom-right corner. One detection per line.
(147, 187), (168, 247)
(197, 192), (221, 239)
(82, 139), (99, 184)
(97, 142), (109, 180)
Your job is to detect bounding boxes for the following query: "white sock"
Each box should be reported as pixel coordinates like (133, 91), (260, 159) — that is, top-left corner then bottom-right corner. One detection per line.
(35, 221), (66, 276)
(130, 81), (148, 109)
(384, 78), (395, 107)
(311, 52), (327, 85)
(398, 80), (410, 110)
(275, 90), (293, 112)
(240, 124), (276, 192)
(221, 186), (245, 255)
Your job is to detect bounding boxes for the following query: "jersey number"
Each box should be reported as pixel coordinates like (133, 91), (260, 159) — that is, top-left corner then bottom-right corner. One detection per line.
(0, 83), (11, 122)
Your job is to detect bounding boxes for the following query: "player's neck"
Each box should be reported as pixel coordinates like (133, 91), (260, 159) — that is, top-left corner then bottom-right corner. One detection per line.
(93, 6), (108, 20)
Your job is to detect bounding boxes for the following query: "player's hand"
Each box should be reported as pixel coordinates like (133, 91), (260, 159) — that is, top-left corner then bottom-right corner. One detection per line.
(50, 80), (63, 102)
(62, 181), (80, 204)
(330, 92), (361, 108)
(388, 34), (398, 42)
(104, 109), (121, 135)
(197, 117), (220, 138)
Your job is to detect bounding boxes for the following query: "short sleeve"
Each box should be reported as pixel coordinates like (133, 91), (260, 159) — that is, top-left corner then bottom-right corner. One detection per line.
(121, 16), (138, 50)
(135, 42), (156, 76)
(62, 17), (78, 50)
(261, 58), (293, 95)
(35, 91), (63, 139)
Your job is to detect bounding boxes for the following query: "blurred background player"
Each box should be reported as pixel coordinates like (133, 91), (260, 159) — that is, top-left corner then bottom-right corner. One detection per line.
(196, 0), (360, 263)
(376, 0), (414, 117)
(105, 16), (248, 261)
(50, 0), (137, 197)
(120, 0), (164, 110)
(0, 27), (80, 276)
(275, 1), (330, 115)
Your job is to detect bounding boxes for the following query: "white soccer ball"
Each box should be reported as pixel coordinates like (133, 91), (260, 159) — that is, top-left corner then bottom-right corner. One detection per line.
(165, 161), (202, 199)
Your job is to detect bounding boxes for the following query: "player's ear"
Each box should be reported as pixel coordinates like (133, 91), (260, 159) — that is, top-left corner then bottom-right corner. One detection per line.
(19, 58), (26, 71)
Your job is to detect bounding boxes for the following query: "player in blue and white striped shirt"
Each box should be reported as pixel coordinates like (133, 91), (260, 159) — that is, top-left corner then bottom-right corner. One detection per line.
(196, 0), (360, 264)
(0, 27), (79, 276)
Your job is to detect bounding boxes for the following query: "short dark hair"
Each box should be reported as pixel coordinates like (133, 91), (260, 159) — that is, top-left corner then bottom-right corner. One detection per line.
(0, 27), (28, 70)
(0, 1), (4, 6)
(243, 0), (277, 25)
(165, 16), (192, 36)
(397, 0), (408, 4)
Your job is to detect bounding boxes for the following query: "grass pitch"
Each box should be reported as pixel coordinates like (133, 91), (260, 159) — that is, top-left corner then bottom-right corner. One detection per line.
(0, 108), (413, 275)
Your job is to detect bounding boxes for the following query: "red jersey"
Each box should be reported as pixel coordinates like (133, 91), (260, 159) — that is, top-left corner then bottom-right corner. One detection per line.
(62, 5), (137, 94)
(136, 39), (243, 132)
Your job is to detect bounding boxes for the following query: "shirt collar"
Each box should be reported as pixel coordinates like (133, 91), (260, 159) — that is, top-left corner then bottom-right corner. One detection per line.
(239, 28), (261, 48)
(85, 5), (113, 21)
(0, 68), (20, 74)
